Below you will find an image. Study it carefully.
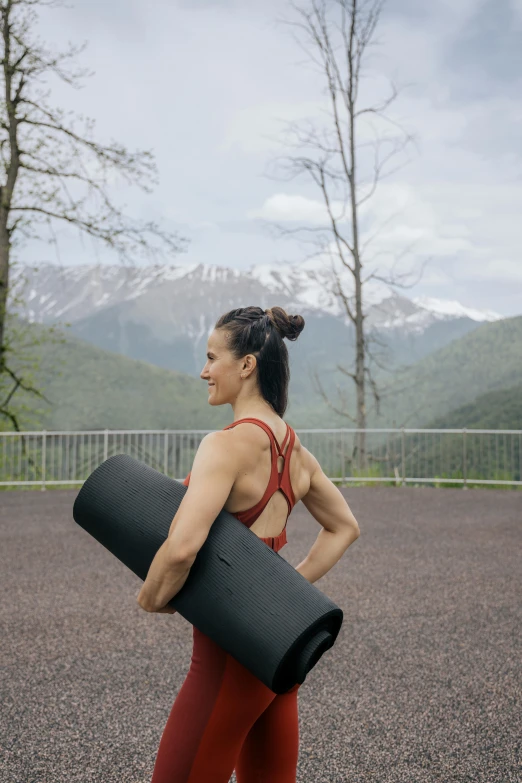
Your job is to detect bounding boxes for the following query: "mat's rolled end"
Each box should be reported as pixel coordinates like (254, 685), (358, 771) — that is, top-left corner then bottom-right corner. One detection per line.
(295, 630), (334, 685)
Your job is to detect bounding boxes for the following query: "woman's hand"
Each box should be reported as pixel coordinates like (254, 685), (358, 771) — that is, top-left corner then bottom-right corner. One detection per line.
(155, 604), (177, 614)
(137, 590), (177, 614)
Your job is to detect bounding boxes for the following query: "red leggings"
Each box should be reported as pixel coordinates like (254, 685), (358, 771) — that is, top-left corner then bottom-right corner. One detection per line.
(151, 624), (300, 782)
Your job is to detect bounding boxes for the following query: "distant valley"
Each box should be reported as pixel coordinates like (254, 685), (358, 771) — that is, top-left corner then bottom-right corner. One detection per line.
(2, 261), (518, 432)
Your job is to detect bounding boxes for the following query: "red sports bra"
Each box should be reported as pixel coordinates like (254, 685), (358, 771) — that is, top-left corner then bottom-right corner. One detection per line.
(182, 417), (297, 552)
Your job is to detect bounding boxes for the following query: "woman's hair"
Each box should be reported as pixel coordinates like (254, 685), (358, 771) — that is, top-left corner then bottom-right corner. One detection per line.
(214, 306), (305, 417)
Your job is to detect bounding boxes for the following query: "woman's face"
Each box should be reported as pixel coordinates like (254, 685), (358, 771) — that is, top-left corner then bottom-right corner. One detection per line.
(201, 330), (239, 403)
(200, 329), (257, 405)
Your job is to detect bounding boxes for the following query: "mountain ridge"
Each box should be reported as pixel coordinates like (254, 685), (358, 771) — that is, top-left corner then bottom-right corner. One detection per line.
(9, 261), (502, 336)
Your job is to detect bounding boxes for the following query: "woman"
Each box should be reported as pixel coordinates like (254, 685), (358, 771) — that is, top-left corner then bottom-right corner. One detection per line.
(142, 306), (360, 782)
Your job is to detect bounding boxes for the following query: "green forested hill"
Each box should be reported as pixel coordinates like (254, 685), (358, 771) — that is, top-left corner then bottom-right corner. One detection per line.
(424, 383), (522, 430)
(1, 314), (521, 434)
(1, 319), (233, 432)
(376, 315), (522, 428)
(0, 317), (327, 432)
(376, 382), (522, 488)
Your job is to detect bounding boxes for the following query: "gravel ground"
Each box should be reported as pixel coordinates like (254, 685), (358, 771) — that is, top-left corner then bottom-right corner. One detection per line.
(1, 485), (521, 783)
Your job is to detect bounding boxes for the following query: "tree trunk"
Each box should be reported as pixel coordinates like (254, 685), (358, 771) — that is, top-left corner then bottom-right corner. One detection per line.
(0, 212), (10, 375)
(348, 2), (366, 471)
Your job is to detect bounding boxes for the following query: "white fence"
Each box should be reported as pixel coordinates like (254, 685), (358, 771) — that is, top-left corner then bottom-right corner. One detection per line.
(0, 428), (521, 490)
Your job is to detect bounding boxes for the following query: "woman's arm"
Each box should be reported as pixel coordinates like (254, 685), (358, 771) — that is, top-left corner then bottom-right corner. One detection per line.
(295, 527), (359, 584)
(137, 538), (194, 612)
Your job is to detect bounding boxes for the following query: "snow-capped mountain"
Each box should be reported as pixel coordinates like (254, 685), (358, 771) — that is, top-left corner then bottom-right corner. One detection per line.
(411, 296), (501, 324)
(8, 261), (503, 337)
(4, 260), (514, 432)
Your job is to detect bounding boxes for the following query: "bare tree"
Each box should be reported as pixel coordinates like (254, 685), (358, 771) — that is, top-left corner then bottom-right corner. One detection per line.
(265, 0), (429, 470)
(0, 0), (188, 433)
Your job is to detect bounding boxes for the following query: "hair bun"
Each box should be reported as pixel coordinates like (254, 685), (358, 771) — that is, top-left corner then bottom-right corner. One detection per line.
(266, 307), (305, 341)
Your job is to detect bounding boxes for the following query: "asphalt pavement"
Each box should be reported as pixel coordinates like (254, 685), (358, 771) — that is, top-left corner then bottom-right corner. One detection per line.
(1, 485), (520, 782)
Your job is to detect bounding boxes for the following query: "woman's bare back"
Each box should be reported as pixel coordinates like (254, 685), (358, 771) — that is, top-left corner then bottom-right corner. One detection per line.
(223, 417), (313, 540)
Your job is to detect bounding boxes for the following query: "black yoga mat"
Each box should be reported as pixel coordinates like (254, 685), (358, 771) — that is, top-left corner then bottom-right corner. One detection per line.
(73, 453), (343, 694)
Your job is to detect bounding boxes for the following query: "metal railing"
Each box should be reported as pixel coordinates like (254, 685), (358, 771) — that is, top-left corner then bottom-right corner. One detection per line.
(0, 428), (521, 490)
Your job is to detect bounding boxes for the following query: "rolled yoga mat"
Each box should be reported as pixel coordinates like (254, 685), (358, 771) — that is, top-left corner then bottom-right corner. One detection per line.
(72, 453), (344, 694)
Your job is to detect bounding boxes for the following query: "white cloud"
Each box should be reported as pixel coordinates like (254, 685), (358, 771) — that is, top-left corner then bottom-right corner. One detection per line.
(456, 256), (522, 283)
(509, 0), (522, 25)
(247, 193), (346, 224)
(219, 99), (329, 155)
(193, 221), (218, 230)
(246, 173), (522, 287)
(11, 0), (520, 315)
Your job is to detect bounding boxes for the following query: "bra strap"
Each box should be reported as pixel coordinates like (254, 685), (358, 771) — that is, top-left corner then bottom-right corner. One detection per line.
(224, 417), (290, 457)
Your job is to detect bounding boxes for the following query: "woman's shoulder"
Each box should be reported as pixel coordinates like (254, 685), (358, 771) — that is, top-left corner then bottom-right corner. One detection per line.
(225, 418), (298, 450)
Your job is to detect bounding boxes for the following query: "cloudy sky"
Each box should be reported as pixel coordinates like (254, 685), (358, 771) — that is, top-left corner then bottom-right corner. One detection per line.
(16, 0), (522, 316)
